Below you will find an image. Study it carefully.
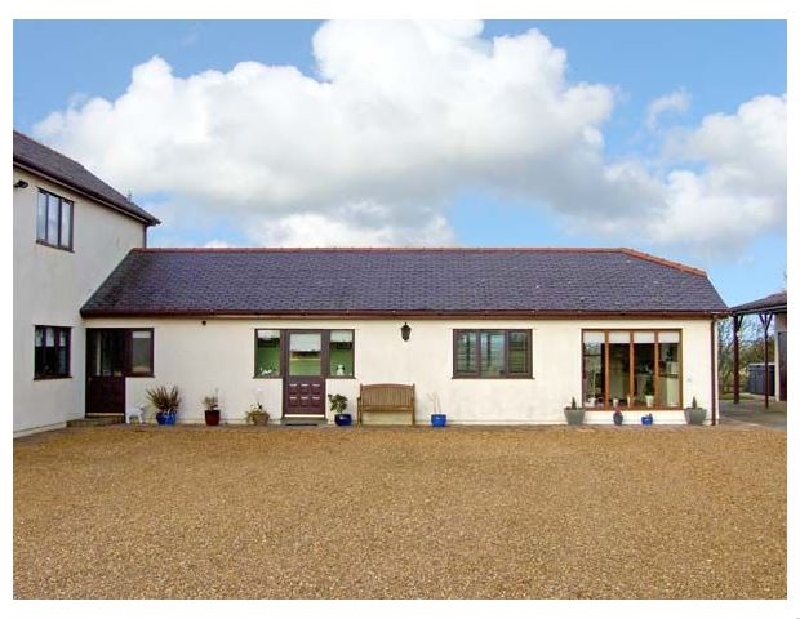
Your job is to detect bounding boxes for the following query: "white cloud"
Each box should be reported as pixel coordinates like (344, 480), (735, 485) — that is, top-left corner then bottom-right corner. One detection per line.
(32, 21), (785, 256)
(646, 89), (690, 131)
(204, 239), (236, 248)
(646, 94), (786, 251)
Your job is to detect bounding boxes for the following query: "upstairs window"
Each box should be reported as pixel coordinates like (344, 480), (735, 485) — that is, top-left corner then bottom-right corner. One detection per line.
(454, 329), (532, 378)
(35, 326), (71, 379)
(36, 189), (73, 250)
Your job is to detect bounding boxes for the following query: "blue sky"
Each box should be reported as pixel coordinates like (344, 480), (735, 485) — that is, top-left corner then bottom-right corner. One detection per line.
(13, 19), (787, 306)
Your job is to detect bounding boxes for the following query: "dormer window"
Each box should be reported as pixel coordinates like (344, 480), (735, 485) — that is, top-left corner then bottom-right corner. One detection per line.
(36, 189), (73, 250)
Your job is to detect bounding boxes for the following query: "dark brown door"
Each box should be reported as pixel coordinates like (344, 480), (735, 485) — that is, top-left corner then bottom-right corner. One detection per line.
(86, 329), (126, 416)
(284, 331), (325, 417)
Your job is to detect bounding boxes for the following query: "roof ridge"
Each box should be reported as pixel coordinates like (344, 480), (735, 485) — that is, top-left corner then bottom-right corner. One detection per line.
(133, 246), (631, 254)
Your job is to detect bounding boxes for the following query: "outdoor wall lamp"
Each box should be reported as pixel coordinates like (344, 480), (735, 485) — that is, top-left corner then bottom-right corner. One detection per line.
(14, 180), (29, 189)
(400, 322), (411, 342)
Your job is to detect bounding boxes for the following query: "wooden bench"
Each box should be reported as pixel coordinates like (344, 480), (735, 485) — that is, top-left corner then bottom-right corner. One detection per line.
(357, 383), (415, 426)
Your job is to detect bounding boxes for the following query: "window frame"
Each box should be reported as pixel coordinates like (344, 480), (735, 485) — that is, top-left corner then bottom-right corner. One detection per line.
(253, 329), (357, 379)
(254, 329), (283, 378)
(34, 325), (71, 379)
(86, 328), (155, 379)
(127, 329), (155, 377)
(581, 328), (683, 410)
(452, 329), (533, 379)
(36, 188), (74, 251)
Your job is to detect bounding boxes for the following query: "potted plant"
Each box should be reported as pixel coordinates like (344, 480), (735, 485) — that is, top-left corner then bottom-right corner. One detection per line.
(203, 390), (220, 426)
(146, 385), (180, 426)
(641, 412), (654, 426)
(245, 403), (269, 426)
(564, 397), (585, 426)
(328, 394), (351, 426)
(612, 405), (623, 426)
(428, 392), (446, 427)
(684, 397), (707, 426)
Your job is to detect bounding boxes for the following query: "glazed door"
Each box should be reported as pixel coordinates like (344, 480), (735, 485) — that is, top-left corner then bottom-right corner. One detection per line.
(284, 331), (325, 417)
(85, 329), (126, 416)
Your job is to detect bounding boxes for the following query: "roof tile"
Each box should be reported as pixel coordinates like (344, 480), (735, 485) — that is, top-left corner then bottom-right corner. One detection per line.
(81, 248), (728, 317)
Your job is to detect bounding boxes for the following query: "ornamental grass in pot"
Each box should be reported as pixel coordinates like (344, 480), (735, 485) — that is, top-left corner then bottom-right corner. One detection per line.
(146, 385), (181, 425)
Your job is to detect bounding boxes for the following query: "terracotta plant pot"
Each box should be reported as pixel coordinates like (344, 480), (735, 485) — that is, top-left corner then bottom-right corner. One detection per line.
(204, 409), (220, 426)
(250, 411), (269, 426)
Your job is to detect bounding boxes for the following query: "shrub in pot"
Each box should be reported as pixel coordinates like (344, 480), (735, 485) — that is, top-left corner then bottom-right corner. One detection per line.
(146, 385), (180, 426)
(328, 394), (351, 426)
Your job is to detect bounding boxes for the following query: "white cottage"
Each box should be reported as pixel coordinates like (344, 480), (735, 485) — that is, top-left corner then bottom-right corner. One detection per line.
(79, 247), (728, 427)
(13, 131), (159, 436)
(13, 130), (728, 433)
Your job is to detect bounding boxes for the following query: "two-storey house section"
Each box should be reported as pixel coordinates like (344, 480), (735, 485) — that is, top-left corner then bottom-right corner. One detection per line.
(13, 131), (160, 436)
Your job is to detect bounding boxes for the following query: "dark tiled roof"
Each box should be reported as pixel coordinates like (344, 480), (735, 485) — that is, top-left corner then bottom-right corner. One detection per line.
(13, 130), (160, 225)
(729, 290), (787, 314)
(81, 248), (728, 317)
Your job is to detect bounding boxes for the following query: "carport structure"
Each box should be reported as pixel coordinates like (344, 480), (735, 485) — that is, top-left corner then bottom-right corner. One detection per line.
(729, 290), (787, 408)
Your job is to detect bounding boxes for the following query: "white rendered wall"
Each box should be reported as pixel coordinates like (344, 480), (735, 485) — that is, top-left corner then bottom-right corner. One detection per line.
(83, 317), (716, 426)
(13, 168), (146, 436)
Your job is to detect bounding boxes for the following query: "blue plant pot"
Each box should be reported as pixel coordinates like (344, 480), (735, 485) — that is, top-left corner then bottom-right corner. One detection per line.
(431, 413), (447, 427)
(641, 416), (653, 426)
(334, 413), (352, 427)
(156, 411), (177, 426)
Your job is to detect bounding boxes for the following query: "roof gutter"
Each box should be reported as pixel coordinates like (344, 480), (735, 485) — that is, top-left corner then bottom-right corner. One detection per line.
(80, 308), (727, 320)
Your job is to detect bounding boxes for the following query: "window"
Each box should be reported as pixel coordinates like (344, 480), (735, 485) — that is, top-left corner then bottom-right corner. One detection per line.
(329, 330), (354, 377)
(36, 189), (74, 250)
(34, 326), (71, 379)
(255, 329), (281, 377)
(453, 329), (531, 378)
(254, 329), (356, 378)
(129, 330), (154, 376)
(88, 329), (154, 378)
(582, 330), (682, 409)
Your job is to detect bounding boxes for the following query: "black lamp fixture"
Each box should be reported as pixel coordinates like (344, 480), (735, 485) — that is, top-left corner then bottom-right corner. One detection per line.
(14, 180), (29, 189)
(400, 322), (411, 342)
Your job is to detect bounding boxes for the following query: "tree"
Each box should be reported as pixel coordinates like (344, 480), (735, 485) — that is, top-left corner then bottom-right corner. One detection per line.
(718, 316), (774, 395)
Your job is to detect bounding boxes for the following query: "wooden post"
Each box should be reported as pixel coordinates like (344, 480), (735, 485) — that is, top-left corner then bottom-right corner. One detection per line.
(732, 315), (742, 404)
(758, 312), (773, 410)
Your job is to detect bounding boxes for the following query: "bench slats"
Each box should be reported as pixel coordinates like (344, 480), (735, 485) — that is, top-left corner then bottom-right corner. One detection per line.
(357, 383), (415, 426)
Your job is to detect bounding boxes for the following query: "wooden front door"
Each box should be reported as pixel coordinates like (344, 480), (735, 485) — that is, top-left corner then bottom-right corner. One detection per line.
(86, 329), (127, 416)
(284, 331), (325, 417)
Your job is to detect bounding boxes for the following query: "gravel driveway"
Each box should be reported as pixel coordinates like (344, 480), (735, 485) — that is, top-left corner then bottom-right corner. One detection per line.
(13, 425), (785, 599)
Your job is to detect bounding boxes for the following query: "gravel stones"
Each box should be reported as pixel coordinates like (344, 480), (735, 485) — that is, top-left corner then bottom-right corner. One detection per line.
(13, 425), (785, 599)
